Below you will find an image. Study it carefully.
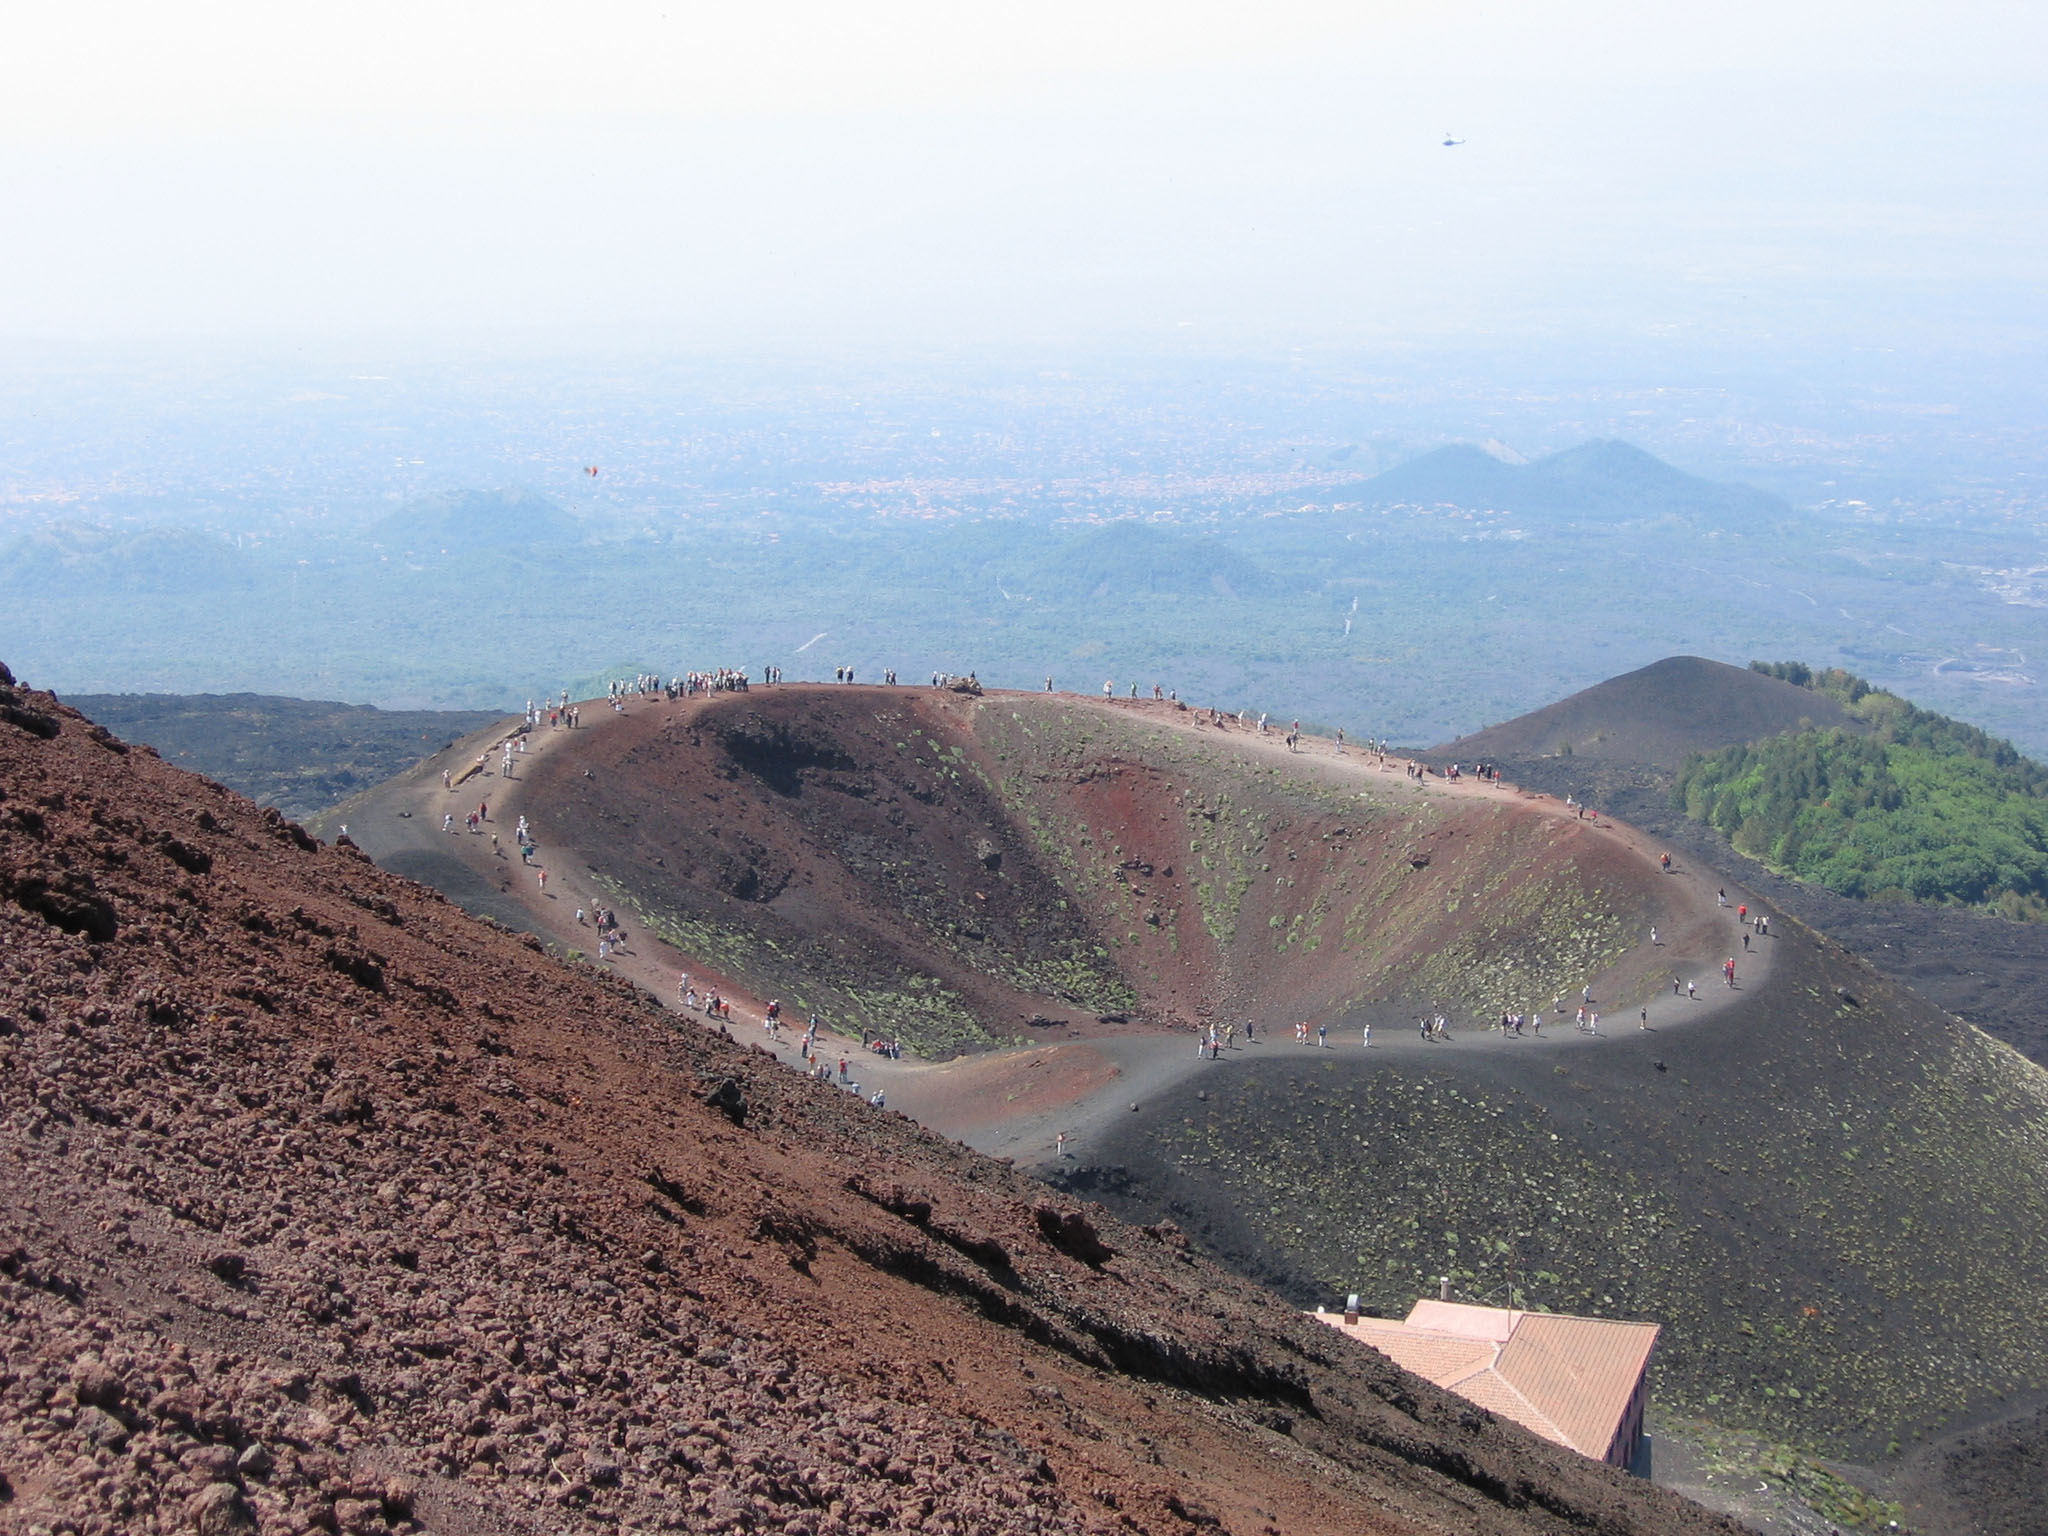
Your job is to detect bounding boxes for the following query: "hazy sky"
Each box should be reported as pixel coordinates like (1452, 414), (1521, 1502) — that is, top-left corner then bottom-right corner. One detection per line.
(5, 1), (2046, 356)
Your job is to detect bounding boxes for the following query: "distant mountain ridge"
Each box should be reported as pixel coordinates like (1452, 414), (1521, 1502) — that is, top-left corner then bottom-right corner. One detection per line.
(1366, 440), (1788, 530)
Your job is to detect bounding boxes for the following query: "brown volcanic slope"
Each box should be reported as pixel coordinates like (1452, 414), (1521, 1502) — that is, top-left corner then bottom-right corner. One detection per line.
(1431, 657), (1862, 769)
(0, 670), (1741, 1536)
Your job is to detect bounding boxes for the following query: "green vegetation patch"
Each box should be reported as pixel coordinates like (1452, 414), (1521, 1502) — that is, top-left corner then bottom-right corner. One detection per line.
(1675, 664), (2048, 916)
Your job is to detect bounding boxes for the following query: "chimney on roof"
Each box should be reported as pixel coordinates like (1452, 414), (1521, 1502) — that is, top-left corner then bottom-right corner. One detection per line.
(1438, 1276), (1451, 1302)
(1344, 1293), (1360, 1325)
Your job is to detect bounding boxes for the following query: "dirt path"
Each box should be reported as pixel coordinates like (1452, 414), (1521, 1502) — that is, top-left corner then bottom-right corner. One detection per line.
(329, 686), (1786, 1170)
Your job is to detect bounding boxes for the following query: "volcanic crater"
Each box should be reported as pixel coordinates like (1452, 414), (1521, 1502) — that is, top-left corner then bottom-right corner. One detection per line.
(496, 688), (1677, 1058)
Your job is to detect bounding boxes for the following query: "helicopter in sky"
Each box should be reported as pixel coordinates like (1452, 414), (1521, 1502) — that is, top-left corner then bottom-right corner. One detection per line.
(1442, 133), (1466, 147)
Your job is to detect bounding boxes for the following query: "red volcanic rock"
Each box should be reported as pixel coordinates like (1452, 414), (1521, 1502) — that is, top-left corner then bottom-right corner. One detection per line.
(0, 668), (1739, 1536)
(185, 1481), (258, 1536)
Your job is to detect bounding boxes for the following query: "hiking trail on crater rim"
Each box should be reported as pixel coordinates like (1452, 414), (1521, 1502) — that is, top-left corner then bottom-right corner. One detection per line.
(0, 659), (1753, 1536)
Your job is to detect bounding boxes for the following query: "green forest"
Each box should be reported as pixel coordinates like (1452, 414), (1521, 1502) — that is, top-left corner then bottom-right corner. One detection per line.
(1672, 664), (2048, 918)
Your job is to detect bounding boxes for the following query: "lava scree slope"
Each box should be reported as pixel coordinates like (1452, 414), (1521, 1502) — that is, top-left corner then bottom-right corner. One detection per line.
(0, 666), (1742, 1535)
(1432, 657), (1863, 771)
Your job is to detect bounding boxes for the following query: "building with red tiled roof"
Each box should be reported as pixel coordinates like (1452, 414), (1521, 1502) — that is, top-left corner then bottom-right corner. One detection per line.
(1312, 1297), (1658, 1473)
